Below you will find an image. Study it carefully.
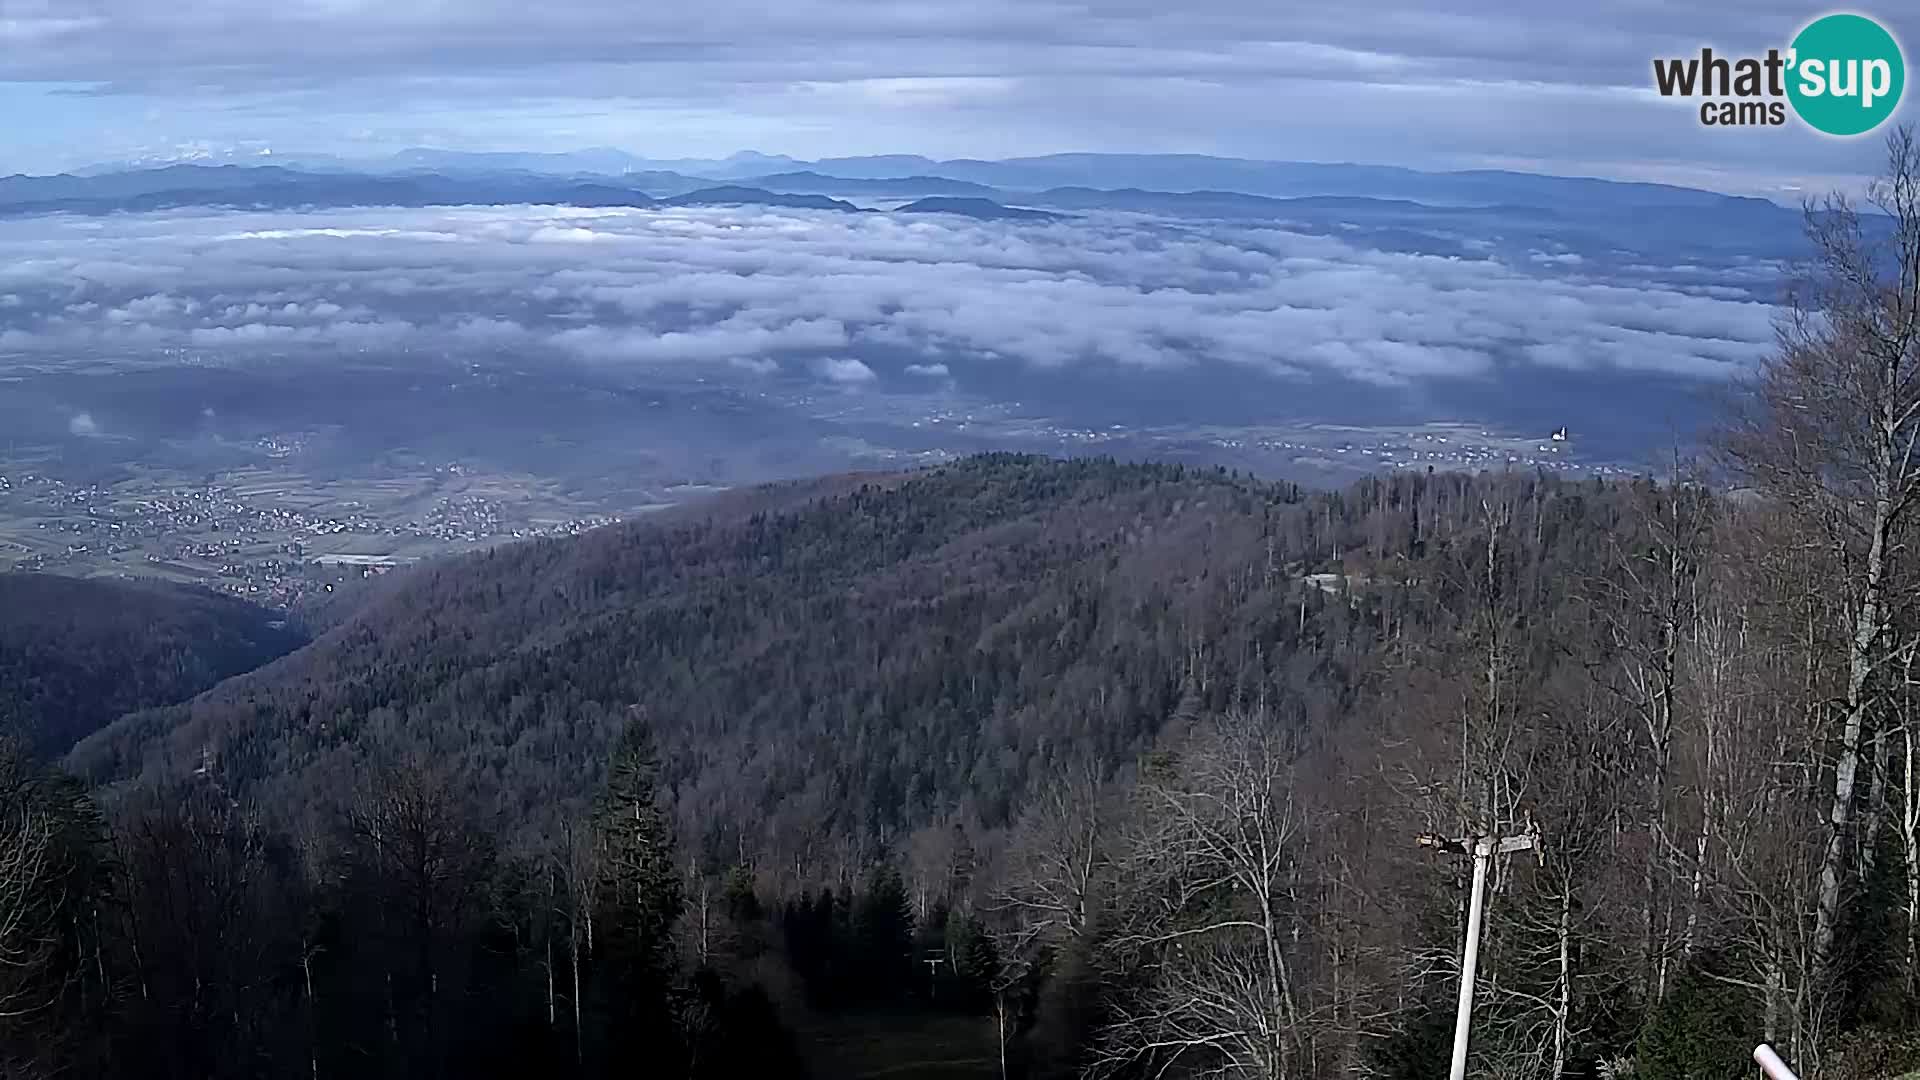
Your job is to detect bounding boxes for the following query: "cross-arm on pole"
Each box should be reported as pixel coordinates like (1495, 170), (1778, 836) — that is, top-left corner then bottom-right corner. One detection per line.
(1496, 834), (1537, 856)
(1416, 827), (1541, 1080)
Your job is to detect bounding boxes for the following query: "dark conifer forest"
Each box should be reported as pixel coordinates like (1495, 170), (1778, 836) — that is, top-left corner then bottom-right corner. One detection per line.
(8, 132), (1920, 1080)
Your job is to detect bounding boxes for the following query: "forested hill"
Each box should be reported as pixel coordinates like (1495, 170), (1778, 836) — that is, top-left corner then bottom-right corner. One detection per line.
(68, 454), (1611, 867)
(30, 449), (1920, 1078)
(72, 455), (1292, 845)
(0, 574), (305, 759)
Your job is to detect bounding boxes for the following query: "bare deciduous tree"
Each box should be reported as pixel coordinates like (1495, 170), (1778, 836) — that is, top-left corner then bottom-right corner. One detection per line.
(343, 762), (493, 1076)
(1591, 468), (1711, 1009)
(1091, 708), (1324, 1080)
(0, 799), (55, 1023)
(990, 764), (1110, 955)
(1723, 125), (1920, 1000)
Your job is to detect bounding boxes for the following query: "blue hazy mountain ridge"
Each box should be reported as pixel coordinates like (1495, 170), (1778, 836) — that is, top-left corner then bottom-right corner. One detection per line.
(0, 161), (1810, 281)
(893, 196), (1066, 221)
(74, 148), (1785, 210)
(0, 170), (932, 216)
(111, 147), (797, 178)
(11, 160), (1799, 233)
(801, 153), (1778, 209)
(0, 168), (938, 227)
(0, 167), (656, 214)
(1025, 186), (1559, 219)
(662, 186), (864, 211)
(742, 171), (999, 197)
(233, 146), (800, 177)
(0, 163), (315, 202)
(1018, 185), (1804, 259)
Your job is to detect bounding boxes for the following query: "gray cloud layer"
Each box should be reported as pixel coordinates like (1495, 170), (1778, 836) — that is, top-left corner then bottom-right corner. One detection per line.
(3, 1), (1913, 190)
(0, 0), (1863, 91)
(0, 203), (1776, 389)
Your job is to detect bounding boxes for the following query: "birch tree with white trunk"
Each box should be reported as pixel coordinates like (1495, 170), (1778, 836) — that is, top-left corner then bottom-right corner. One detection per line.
(1722, 124), (1920, 1002)
(1089, 708), (1322, 1080)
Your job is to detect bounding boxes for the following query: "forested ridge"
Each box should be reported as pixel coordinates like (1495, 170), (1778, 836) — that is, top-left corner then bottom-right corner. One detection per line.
(0, 573), (305, 759)
(71, 455), (1327, 851)
(8, 130), (1920, 1080)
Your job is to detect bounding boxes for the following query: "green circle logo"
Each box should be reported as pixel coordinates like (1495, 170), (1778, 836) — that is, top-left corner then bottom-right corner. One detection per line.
(1787, 13), (1905, 136)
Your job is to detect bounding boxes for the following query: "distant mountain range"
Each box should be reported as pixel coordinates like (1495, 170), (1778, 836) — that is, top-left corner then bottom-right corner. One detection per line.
(75, 146), (801, 180)
(0, 169), (1051, 221)
(895, 196), (1065, 221)
(0, 168), (649, 217)
(742, 171), (998, 197)
(663, 186), (861, 212)
(0, 159), (1797, 239)
(70, 147), (1786, 211)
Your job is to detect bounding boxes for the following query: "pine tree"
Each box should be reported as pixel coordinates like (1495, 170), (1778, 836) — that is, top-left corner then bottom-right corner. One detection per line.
(593, 714), (682, 966)
(588, 712), (683, 1070)
(855, 865), (915, 999)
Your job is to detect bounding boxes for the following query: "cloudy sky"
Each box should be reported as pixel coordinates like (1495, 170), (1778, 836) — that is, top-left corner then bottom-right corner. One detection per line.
(0, 0), (1914, 195)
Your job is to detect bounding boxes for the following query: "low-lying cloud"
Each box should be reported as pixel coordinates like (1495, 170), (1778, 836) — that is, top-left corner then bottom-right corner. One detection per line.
(0, 202), (1780, 391)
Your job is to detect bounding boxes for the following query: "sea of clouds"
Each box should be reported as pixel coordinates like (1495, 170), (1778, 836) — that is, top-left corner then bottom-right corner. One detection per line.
(0, 202), (1780, 391)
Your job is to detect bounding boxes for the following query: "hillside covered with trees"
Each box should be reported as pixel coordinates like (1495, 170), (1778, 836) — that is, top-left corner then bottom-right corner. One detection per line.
(0, 573), (305, 759)
(7, 130), (1920, 1080)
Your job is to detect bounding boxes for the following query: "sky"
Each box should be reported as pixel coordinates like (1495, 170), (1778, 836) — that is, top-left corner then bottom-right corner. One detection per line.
(0, 0), (1915, 196)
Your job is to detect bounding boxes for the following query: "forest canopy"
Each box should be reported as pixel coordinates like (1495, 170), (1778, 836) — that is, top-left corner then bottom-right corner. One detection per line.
(0, 573), (304, 759)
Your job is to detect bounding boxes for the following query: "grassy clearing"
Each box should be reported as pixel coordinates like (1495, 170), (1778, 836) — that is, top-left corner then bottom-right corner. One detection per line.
(793, 1010), (999, 1080)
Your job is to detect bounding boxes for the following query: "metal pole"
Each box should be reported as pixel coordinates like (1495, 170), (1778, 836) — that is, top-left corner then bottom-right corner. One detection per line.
(1754, 1044), (1800, 1080)
(1448, 839), (1492, 1080)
